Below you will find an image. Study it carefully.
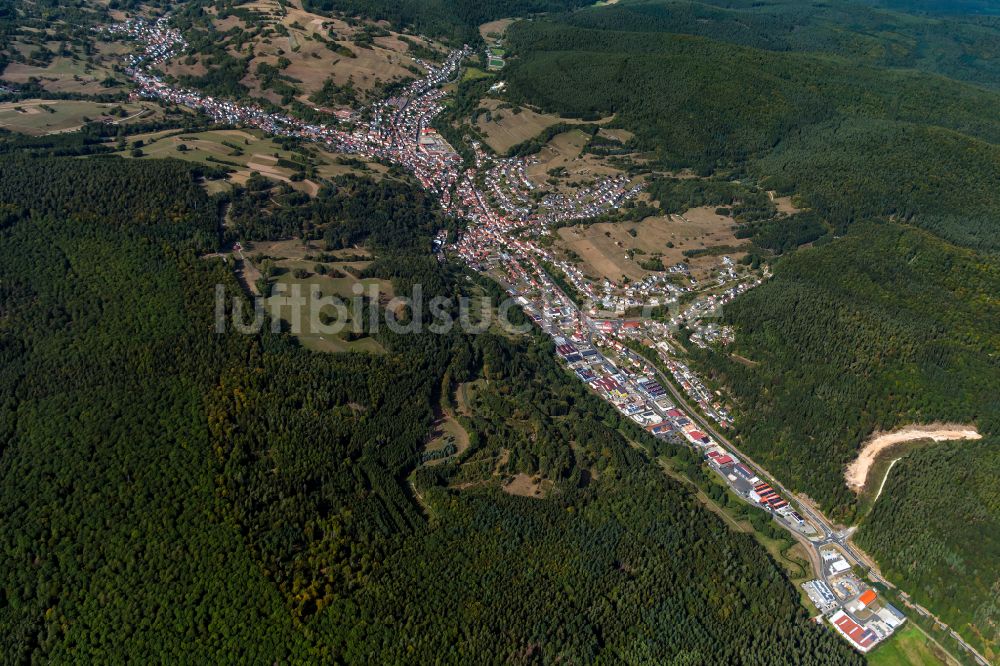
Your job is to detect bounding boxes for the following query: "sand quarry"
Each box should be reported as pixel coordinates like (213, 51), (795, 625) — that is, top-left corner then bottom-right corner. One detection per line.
(844, 423), (981, 493)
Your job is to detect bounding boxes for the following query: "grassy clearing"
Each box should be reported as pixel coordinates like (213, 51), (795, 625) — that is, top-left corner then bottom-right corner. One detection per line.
(258, 255), (393, 354)
(476, 101), (590, 154)
(424, 415), (472, 466)
(479, 18), (516, 41)
(122, 128), (382, 194)
(455, 379), (485, 417)
(0, 100), (157, 135)
(869, 624), (954, 666)
(461, 67), (492, 83)
(555, 207), (742, 283)
(246, 239), (372, 262)
(501, 472), (552, 498)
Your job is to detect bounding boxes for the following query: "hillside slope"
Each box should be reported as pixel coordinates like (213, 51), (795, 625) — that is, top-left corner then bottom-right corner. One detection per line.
(501, 8), (1000, 655)
(0, 152), (860, 663)
(561, 0), (1000, 90)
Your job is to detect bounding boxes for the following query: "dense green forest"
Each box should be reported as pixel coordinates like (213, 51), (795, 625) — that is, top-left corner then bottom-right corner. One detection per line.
(0, 149), (861, 662)
(558, 0), (1000, 90)
(855, 439), (1000, 654)
(222, 170), (448, 248)
(863, 0), (1000, 15)
(752, 118), (1000, 251)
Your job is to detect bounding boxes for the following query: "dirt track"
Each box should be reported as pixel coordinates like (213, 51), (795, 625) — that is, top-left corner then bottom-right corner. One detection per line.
(844, 424), (981, 493)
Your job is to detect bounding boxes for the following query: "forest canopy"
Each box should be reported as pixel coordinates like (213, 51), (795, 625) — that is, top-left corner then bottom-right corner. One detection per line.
(0, 152), (860, 663)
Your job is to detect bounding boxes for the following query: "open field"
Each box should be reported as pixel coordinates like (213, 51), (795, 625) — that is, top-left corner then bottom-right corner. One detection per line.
(525, 128), (622, 189)
(120, 128), (384, 194)
(768, 190), (803, 215)
(246, 239), (373, 261)
(555, 207), (743, 283)
(424, 415), (471, 466)
(163, 0), (445, 106)
(2, 38), (129, 94)
(461, 67), (492, 83)
(476, 99), (568, 153)
(455, 379), (485, 417)
(262, 265), (392, 354)
(480, 18), (516, 41)
(502, 472), (551, 498)
(868, 624), (955, 666)
(0, 99), (157, 135)
(844, 424), (981, 493)
(597, 127), (634, 143)
(245, 240), (392, 353)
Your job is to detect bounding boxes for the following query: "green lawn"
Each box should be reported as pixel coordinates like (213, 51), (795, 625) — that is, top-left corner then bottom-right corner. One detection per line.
(868, 624), (953, 666)
(462, 66), (492, 82)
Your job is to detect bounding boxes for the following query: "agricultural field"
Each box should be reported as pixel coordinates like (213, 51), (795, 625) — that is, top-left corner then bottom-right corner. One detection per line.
(119, 127), (385, 194)
(555, 207), (744, 283)
(0, 99), (159, 135)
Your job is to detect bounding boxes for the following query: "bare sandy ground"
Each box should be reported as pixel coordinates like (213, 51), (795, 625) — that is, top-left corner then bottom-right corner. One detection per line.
(845, 424), (981, 493)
